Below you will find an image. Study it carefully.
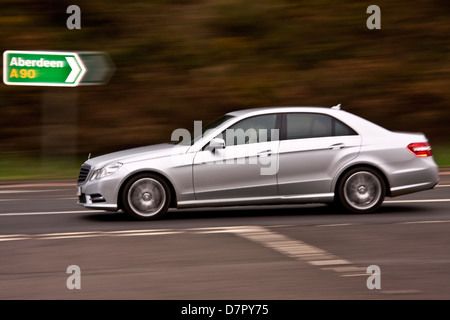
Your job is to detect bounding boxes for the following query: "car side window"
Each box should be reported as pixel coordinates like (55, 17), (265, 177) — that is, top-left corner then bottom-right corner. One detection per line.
(286, 113), (331, 139)
(219, 114), (278, 146)
(334, 119), (358, 136)
(285, 113), (357, 140)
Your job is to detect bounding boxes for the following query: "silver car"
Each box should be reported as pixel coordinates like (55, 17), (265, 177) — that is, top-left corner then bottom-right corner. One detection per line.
(77, 105), (439, 220)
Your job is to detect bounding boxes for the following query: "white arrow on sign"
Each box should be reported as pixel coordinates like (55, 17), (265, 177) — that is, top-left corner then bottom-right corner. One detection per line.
(65, 56), (84, 83)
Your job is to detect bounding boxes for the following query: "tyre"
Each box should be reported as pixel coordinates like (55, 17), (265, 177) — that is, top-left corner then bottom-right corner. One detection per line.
(336, 167), (386, 213)
(121, 173), (171, 220)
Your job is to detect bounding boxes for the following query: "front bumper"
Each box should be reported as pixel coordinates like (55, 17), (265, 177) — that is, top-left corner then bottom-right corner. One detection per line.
(77, 172), (124, 211)
(77, 188), (118, 211)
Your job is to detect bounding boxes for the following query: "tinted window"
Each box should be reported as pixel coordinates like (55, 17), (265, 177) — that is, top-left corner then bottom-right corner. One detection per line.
(285, 113), (357, 140)
(220, 114), (278, 146)
(334, 119), (357, 136)
(286, 113), (332, 139)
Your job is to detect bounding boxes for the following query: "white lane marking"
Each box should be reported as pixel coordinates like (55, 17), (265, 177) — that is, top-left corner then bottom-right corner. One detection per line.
(0, 210), (99, 216)
(309, 259), (352, 266)
(1, 197), (449, 217)
(192, 226), (361, 274)
(399, 220), (450, 225)
(223, 226), (363, 276)
(40, 234), (105, 240)
(38, 231), (101, 236)
(38, 231), (104, 240)
(0, 183), (75, 188)
(0, 225), (352, 270)
(385, 199), (450, 203)
(316, 223), (358, 227)
(0, 197), (79, 202)
(0, 222), (446, 283)
(322, 265), (367, 276)
(192, 227), (263, 234)
(106, 229), (175, 234)
(0, 189), (61, 194)
(112, 231), (182, 236)
(0, 229), (185, 241)
(0, 237), (30, 241)
(0, 234), (31, 241)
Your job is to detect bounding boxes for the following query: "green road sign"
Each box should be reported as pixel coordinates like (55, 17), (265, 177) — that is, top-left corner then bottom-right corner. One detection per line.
(3, 51), (86, 87)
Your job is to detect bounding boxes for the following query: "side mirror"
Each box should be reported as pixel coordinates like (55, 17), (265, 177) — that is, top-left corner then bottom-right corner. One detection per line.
(208, 137), (225, 150)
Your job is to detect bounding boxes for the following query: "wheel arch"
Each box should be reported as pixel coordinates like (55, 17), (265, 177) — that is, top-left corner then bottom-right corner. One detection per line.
(333, 163), (391, 197)
(117, 170), (178, 211)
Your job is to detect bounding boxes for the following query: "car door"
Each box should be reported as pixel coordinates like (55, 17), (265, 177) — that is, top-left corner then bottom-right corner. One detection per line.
(193, 114), (281, 201)
(277, 112), (361, 196)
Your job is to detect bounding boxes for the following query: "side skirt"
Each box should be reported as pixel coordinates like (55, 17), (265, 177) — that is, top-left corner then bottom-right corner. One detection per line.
(177, 193), (334, 209)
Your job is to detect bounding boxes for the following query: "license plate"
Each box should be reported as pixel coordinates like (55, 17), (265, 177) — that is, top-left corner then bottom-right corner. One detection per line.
(76, 186), (82, 197)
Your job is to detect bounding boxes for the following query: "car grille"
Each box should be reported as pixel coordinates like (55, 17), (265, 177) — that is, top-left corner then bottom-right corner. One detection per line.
(77, 164), (91, 184)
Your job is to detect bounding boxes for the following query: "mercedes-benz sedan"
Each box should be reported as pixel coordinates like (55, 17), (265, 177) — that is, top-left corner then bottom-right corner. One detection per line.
(77, 105), (439, 220)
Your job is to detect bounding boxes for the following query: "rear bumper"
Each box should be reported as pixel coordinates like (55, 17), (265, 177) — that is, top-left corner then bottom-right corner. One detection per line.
(390, 179), (439, 197)
(388, 157), (439, 197)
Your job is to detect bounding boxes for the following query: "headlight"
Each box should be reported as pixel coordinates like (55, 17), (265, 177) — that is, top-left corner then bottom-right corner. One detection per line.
(90, 162), (123, 180)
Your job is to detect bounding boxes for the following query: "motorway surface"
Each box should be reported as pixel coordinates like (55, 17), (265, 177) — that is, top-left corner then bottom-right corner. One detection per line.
(0, 172), (449, 300)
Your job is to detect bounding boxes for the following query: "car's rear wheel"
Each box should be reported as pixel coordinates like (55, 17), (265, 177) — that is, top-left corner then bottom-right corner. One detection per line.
(121, 173), (171, 220)
(337, 167), (385, 213)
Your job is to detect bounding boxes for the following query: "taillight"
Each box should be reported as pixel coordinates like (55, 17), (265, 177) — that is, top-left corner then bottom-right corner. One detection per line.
(407, 142), (432, 157)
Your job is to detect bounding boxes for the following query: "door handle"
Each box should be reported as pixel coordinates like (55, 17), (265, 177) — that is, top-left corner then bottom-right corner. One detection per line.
(329, 143), (346, 150)
(257, 150), (272, 157)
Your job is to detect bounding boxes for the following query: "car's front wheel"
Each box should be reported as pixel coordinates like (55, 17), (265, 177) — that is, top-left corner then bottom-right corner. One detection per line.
(121, 173), (171, 220)
(336, 167), (386, 213)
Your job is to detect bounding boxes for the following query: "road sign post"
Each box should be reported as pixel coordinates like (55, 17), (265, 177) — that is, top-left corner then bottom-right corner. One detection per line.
(3, 50), (86, 87)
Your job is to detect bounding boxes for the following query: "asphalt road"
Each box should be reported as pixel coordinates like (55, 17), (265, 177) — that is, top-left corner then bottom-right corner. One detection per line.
(1, 173), (450, 300)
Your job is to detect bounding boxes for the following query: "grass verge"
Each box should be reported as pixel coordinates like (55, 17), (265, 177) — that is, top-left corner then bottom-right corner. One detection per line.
(0, 156), (85, 181)
(433, 144), (450, 168)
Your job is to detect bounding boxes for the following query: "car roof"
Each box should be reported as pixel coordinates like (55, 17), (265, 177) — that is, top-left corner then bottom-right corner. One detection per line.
(224, 105), (390, 135)
(226, 106), (339, 117)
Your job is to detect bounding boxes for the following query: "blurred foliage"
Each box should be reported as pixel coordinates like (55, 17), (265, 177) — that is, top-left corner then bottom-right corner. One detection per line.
(0, 0), (449, 161)
(0, 155), (83, 180)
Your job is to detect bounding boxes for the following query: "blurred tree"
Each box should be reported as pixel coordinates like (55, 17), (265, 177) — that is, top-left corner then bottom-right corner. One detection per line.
(0, 0), (448, 158)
